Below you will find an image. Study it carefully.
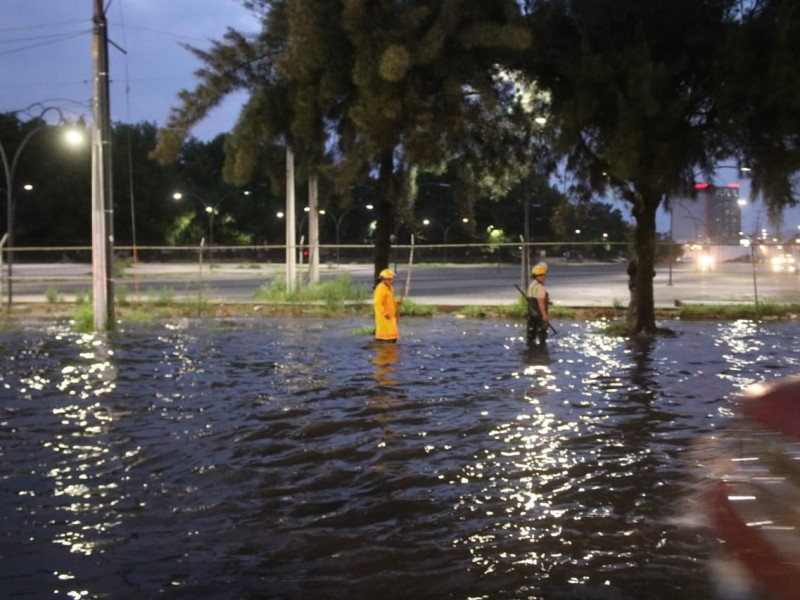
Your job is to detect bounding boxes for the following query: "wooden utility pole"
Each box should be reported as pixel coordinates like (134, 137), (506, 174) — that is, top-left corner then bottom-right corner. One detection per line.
(92, 0), (115, 330)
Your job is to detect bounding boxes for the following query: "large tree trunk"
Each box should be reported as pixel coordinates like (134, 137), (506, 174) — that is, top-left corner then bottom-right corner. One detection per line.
(630, 197), (659, 335)
(372, 151), (395, 282)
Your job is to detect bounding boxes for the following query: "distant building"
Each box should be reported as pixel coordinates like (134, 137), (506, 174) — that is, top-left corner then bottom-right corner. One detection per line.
(670, 187), (742, 244)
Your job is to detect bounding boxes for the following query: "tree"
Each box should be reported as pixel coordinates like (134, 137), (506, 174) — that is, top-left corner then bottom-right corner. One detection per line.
(714, 0), (800, 225)
(112, 122), (183, 246)
(523, 0), (738, 334)
(153, 0), (532, 281)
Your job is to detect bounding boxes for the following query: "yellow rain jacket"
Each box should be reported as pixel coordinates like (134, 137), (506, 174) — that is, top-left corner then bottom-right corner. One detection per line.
(373, 280), (399, 341)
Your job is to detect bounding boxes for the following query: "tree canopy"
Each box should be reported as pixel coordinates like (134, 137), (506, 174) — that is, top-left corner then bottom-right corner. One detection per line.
(153, 0), (534, 279)
(521, 0), (800, 333)
(140, 0), (800, 336)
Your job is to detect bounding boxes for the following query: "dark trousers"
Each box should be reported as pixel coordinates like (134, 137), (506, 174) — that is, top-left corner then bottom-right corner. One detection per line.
(526, 314), (548, 346)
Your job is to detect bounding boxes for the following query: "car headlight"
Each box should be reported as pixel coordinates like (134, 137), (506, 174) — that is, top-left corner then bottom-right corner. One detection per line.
(698, 254), (715, 269)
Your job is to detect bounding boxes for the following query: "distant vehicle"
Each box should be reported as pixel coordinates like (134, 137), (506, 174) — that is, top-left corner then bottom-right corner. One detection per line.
(705, 376), (800, 600)
(697, 252), (716, 272)
(771, 253), (797, 273)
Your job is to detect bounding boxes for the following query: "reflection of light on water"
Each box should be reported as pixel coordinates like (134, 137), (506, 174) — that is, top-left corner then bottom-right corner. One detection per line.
(716, 320), (771, 391)
(2, 318), (798, 597)
(45, 334), (123, 558)
(454, 406), (584, 573)
(454, 327), (657, 579)
(57, 334), (117, 398)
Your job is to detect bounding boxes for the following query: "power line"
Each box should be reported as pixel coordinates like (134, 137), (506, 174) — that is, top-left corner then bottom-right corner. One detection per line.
(0, 30), (90, 57)
(0, 19), (90, 34)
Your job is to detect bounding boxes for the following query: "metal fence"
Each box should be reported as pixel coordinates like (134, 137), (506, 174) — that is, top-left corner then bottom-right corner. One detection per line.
(6, 240), (634, 265)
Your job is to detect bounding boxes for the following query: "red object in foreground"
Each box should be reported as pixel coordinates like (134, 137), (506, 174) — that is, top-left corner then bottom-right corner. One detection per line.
(705, 376), (800, 600)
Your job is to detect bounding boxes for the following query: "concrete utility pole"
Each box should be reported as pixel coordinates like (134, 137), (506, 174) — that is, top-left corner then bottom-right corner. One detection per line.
(285, 147), (297, 291)
(308, 173), (320, 283)
(92, 0), (115, 330)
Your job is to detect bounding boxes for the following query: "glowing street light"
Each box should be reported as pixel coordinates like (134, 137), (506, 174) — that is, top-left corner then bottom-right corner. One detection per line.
(173, 189), (251, 268)
(330, 203), (374, 264)
(0, 105), (85, 305)
(422, 217), (469, 261)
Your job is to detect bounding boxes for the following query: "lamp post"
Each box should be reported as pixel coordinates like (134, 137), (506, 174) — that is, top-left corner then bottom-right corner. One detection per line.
(277, 206), (312, 265)
(736, 197), (759, 307)
(329, 203), (373, 264)
(173, 189), (250, 269)
(422, 217), (468, 261)
(522, 201), (543, 289)
(0, 106), (84, 306)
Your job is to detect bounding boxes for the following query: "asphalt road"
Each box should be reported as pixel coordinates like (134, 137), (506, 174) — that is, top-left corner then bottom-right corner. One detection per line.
(5, 261), (799, 307)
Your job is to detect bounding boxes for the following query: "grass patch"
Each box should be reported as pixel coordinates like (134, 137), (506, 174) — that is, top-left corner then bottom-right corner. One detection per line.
(461, 305), (488, 318)
(677, 301), (799, 320)
(351, 324), (374, 336)
(592, 319), (630, 336)
(45, 286), (62, 303)
(551, 305), (576, 319)
(253, 274), (368, 310)
(399, 298), (435, 317)
(496, 297), (577, 320)
(123, 309), (155, 322)
(151, 287), (177, 306)
(116, 284), (129, 306)
(72, 301), (94, 333)
(182, 290), (214, 314)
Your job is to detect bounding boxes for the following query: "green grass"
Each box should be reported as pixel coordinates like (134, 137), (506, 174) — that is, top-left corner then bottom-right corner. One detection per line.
(253, 274), (369, 309)
(461, 305), (488, 318)
(151, 287), (177, 306)
(45, 286), (62, 303)
(72, 300), (94, 333)
(593, 319), (630, 336)
(351, 324), (374, 336)
(398, 298), (436, 317)
(496, 296), (576, 319)
(677, 301), (799, 320)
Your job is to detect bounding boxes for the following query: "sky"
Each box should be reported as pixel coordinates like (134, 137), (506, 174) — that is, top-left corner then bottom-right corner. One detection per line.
(2, 1), (798, 239)
(0, 0), (260, 140)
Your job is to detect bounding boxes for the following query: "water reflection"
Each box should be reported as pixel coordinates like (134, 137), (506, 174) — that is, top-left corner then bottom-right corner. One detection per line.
(371, 341), (399, 387)
(1, 318), (799, 599)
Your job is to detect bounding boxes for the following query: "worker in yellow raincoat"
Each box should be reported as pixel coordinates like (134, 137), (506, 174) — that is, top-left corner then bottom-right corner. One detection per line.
(373, 268), (401, 342)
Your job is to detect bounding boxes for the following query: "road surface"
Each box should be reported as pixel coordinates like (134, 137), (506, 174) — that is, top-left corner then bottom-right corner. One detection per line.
(4, 261), (798, 308)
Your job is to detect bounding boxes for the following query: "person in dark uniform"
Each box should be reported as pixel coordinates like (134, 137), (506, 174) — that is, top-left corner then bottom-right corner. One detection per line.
(526, 262), (550, 346)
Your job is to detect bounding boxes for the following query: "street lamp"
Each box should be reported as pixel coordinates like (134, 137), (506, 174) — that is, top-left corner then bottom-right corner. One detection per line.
(328, 203), (373, 264)
(0, 106), (84, 306)
(173, 189), (250, 268)
(277, 206), (314, 265)
(422, 217), (468, 261)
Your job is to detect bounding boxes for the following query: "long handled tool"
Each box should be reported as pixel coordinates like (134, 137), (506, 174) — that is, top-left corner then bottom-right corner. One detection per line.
(514, 283), (558, 335)
(401, 234), (414, 302)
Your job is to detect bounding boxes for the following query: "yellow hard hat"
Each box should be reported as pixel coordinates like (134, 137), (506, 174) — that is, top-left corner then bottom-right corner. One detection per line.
(379, 268), (395, 280)
(531, 263), (548, 277)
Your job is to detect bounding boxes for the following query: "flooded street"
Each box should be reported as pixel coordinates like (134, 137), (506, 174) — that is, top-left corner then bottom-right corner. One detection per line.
(2, 317), (799, 599)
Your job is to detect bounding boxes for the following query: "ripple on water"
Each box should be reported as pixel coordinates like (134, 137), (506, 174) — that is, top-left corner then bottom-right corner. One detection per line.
(1, 317), (799, 598)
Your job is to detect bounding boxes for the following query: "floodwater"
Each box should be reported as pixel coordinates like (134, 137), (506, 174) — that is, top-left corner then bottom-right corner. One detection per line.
(1, 316), (799, 600)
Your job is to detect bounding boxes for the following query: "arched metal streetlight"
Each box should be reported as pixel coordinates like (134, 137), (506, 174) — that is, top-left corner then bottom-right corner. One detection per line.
(327, 203), (374, 264)
(172, 189), (251, 268)
(0, 105), (85, 306)
(422, 217), (468, 261)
